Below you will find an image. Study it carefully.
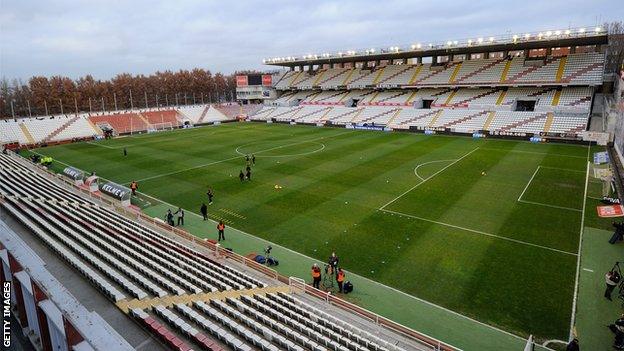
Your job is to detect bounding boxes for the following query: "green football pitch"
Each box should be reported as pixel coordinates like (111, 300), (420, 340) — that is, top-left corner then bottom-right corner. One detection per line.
(31, 122), (594, 341)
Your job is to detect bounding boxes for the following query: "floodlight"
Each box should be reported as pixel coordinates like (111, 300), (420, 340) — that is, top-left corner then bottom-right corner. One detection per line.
(477, 37), (484, 43)
(595, 26), (601, 32)
(579, 28), (586, 33)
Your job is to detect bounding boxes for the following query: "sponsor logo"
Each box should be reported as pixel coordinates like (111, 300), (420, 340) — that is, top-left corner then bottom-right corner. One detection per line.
(100, 183), (130, 200)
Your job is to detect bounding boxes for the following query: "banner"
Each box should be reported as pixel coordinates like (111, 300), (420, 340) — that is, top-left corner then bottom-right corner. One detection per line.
(262, 74), (273, 86)
(99, 182), (131, 201)
(236, 75), (248, 87)
(597, 205), (624, 218)
(62, 166), (83, 181)
(593, 151), (609, 164)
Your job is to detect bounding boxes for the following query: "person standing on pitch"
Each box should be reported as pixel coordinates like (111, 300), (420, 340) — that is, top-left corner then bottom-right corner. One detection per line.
(207, 188), (214, 205)
(252, 154), (256, 165)
(311, 264), (322, 289)
(217, 220), (226, 241)
(246, 167), (252, 181)
(166, 209), (174, 226)
(130, 180), (138, 196)
(174, 207), (185, 226)
(336, 268), (345, 293)
(239, 170), (245, 182)
(606, 269), (620, 301)
(123, 147), (127, 157)
(200, 203), (208, 221)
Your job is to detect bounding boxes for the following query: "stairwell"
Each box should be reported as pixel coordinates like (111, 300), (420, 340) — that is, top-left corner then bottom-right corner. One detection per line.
(372, 67), (387, 85)
(295, 106), (333, 121)
(551, 90), (562, 106)
(412, 62), (458, 85)
(316, 69), (350, 86)
(495, 90), (508, 105)
(315, 90), (348, 103)
(443, 110), (490, 128)
(555, 56), (568, 82)
(43, 116), (81, 142)
(347, 69), (377, 86)
(311, 70), (327, 87)
(499, 60), (513, 83)
(340, 69), (356, 86)
(272, 106), (304, 119)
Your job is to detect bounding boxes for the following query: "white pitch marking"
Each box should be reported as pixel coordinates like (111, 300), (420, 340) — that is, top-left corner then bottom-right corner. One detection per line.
(582, 268), (594, 273)
(380, 147), (479, 210)
(479, 147), (587, 159)
(517, 199), (582, 212)
(413, 159), (457, 181)
(131, 131), (352, 183)
(379, 208), (578, 256)
(517, 166), (541, 202)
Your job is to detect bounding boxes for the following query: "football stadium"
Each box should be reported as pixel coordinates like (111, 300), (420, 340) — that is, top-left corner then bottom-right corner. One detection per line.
(1, 2), (624, 351)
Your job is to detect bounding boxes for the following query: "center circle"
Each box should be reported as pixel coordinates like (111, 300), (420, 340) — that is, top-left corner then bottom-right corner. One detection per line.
(235, 140), (325, 158)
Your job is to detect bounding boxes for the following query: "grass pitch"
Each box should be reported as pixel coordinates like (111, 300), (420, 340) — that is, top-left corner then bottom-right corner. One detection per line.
(32, 122), (593, 340)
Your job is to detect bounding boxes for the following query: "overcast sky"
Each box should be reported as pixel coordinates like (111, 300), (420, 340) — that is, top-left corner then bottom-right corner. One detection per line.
(0, 0), (621, 80)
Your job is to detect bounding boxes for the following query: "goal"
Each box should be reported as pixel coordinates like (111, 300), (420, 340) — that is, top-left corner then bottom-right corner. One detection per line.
(147, 122), (175, 133)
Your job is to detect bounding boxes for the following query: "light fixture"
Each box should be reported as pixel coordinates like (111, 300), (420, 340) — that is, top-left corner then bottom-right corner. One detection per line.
(477, 37), (484, 43)
(524, 33), (531, 39)
(546, 31), (552, 37)
(370, 48), (375, 53)
(579, 27), (586, 33)
(453, 40), (458, 45)
(411, 44), (416, 50)
(488, 36), (494, 42)
(416, 43), (421, 49)
(555, 30), (561, 35)
(564, 29), (571, 35)
(467, 39), (473, 45)
(538, 32), (543, 38)
(595, 26), (602, 32)
(446, 41), (452, 46)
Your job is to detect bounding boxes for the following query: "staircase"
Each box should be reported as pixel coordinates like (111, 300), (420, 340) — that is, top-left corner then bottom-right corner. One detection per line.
(455, 58), (506, 83)
(44, 116), (81, 142)
(196, 105), (211, 124)
(448, 62), (463, 84)
(551, 89), (562, 106)
(499, 113), (547, 132)
(543, 113), (554, 133)
(407, 65), (424, 85)
(504, 56), (559, 83)
(372, 67), (387, 85)
(377, 65), (414, 85)
(427, 110), (444, 127)
(358, 108), (402, 124)
(495, 90), (508, 105)
(482, 111), (497, 130)
(499, 60), (513, 82)
(555, 56), (568, 82)
(443, 110), (490, 128)
(442, 90), (458, 105)
(311, 70), (327, 87)
(562, 62), (603, 83)
(341, 69), (356, 86)
(19, 123), (36, 144)
(136, 113), (151, 126)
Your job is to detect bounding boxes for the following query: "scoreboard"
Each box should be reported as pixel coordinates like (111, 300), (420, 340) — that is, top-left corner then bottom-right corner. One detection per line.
(236, 74), (272, 87)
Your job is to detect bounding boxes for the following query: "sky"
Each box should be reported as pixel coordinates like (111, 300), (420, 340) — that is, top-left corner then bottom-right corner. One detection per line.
(0, 0), (622, 80)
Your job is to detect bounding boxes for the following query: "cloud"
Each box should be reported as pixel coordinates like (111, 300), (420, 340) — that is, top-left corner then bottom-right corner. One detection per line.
(0, 0), (621, 79)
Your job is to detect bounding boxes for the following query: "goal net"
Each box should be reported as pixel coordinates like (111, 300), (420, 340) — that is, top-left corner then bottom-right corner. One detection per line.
(147, 122), (175, 133)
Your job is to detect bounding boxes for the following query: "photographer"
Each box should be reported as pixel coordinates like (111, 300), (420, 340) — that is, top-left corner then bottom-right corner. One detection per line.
(606, 268), (621, 301)
(609, 314), (624, 349)
(327, 252), (339, 275)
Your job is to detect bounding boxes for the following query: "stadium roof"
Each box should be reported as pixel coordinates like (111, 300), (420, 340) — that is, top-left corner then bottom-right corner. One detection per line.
(263, 27), (608, 67)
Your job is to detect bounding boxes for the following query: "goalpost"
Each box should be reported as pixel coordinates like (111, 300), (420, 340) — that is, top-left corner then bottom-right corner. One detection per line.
(147, 122), (175, 133)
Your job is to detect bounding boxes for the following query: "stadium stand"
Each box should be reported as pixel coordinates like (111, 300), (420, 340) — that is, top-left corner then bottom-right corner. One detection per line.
(251, 50), (604, 138)
(0, 151), (455, 351)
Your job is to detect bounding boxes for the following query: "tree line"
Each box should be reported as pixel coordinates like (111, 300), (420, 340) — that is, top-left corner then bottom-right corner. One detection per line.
(0, 69), (245, 119)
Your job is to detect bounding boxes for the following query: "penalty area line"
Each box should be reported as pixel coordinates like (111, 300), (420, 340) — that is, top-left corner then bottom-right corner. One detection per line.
(379, 208), (578, 256)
